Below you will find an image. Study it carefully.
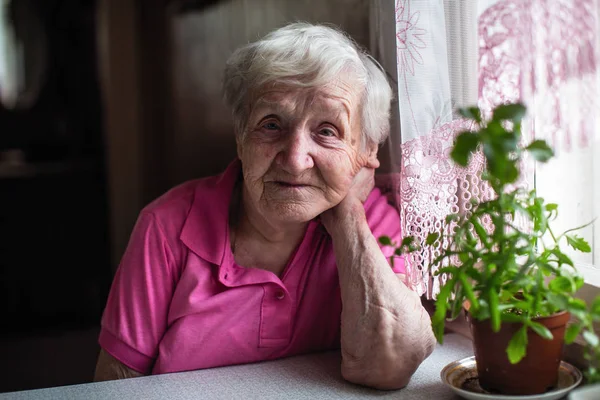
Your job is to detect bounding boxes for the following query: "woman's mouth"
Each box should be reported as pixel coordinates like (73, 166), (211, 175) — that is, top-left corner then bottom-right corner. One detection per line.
(275, 181), (308, 188)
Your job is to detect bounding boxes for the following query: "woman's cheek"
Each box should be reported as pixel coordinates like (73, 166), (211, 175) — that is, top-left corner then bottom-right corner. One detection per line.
(320, 156), (354, 192)
(242, 140), (277, 173)
(259, 146), (277, 161)
(250, 138), (279, 161)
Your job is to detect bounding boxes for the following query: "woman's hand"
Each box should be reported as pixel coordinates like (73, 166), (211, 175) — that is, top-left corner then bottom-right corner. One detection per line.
(320, 167), (375, 232)
(346, 166), (376, 204)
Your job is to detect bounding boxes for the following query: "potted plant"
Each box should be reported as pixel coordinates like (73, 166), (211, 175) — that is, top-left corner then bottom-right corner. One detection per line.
(380, 103), (600, 395)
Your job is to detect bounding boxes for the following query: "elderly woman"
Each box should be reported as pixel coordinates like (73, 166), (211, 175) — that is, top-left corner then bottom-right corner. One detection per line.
(94, 22), (435, 389)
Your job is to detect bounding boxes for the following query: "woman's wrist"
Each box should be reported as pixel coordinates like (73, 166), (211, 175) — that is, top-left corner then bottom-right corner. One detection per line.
(321, 197), (366, 235)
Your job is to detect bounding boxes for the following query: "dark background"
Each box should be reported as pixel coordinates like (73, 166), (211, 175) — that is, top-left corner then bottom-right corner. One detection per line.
(0, 0), (109, 392)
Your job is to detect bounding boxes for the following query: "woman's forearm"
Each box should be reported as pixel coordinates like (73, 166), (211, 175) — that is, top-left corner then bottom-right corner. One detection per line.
(94, 349), (144, 382)
(328, 206), (436, 390)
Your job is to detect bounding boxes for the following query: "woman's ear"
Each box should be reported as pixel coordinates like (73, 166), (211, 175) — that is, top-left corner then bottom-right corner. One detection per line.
(235, 134), (243, 160)
(364, 142), (380, 169)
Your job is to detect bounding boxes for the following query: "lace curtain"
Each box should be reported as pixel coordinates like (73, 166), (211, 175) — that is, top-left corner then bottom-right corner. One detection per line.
(372, 0), (600, 298)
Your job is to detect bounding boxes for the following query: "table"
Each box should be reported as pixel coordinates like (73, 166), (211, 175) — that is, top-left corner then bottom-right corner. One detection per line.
(0, 334), (472, 399)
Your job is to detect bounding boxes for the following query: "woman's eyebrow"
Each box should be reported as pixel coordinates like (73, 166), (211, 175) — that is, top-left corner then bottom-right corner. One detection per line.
(314, 105), (350, 129)
(252, 96), (351, 126)
(315, 94), (352, 122)
(252, 99), (293, 117)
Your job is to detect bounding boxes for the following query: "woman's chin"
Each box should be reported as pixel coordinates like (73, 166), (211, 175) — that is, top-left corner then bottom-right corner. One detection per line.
(262, 202), (322, 225)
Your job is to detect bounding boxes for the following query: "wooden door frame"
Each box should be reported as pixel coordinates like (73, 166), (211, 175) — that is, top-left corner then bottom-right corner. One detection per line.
(97, 0), (170, 272)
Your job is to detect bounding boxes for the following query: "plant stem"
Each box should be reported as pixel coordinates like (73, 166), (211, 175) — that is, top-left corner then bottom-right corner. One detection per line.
(557, 218), (597, 240)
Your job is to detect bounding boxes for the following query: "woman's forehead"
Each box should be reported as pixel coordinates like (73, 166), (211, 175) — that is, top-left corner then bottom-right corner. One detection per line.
(251, 83), (359, 118)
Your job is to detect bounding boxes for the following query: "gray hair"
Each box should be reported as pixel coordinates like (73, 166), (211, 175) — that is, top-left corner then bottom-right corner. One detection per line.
(223, 22), (393, 148)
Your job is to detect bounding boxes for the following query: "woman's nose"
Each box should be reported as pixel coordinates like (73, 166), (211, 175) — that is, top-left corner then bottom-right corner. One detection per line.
(275, 129), (315, 174)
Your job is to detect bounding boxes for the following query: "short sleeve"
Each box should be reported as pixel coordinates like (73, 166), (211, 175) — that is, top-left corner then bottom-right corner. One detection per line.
(99, 211), (177, 374)
(364, 188), (405, 274)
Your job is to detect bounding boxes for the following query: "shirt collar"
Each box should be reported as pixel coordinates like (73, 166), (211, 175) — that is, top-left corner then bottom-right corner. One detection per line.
(180, 159), (241, 265)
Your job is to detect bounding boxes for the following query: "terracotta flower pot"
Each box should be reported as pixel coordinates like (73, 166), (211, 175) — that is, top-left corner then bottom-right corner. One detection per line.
(470, 311), (570, 395)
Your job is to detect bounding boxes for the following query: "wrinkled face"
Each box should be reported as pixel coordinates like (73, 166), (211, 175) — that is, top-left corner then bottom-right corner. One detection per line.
(236, 78), (377, 224)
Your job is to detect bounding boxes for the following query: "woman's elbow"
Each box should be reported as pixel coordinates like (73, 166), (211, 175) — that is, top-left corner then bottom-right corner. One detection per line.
(341, 334), (436, 390)
(341, 362), (412, 390)
(94, 349), (145, 382)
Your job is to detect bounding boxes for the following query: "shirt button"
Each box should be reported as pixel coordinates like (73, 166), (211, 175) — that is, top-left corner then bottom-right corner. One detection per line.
(275, 290), (285, 300)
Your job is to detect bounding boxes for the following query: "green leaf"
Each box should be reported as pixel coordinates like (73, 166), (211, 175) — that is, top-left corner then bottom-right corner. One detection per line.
(489, 289), (501, 332)
(436, 266), (459, 276)
(507, 325), (528, 364)
(450, 284), (465, 320)
(426, 232), (440, 246)
(586, 368), (600, 384)
(546, 292), (569, 310)
(528, 321), (553, 340)
(400, 236), (418, 254)
(451, 132), (480, 167)
(483, 139), (519, 183)
(499, 132), (519, 153)
(401, 236), (415, 247)
(464, 266), (482, 282)
(549, 277), (574, 293)
(378, 236), (392, 246)
(501, 312), (526, 323)
(567, 298), (589, 320)
(486, 120), (505, 137)
(493, 103), (527, 123)
(527, 197), (547, 233)
(566, 235), (592, 253)
(512, 301), (532, 313)
(458, 107), (482, 122)
(459, 252), (470, 263)
(552, 248), (574, 267)
(475, 302), (490, 320)
(459, 274), (479, 313)
(445, 213), (460, 223)
(573, 275), (585, 291)
(471, 219), (489, 246)
(591, 296), (600, 319)
(504, 162), (519, 183)
(568, 298), (588, 311)
(431, 280), (456, 343)
(538, 262), (558, 277)
(526, 140), (554, 162)
(583, 331), (600, 347)
(565, 324), (582, 344)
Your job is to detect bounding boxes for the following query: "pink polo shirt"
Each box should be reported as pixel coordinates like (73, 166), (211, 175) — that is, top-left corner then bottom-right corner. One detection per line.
(99, 159), (404, 375)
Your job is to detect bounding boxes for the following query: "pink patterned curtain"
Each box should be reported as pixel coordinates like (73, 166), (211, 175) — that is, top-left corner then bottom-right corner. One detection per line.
(479, 0), (599, 149)
(374, 0), (599, 298)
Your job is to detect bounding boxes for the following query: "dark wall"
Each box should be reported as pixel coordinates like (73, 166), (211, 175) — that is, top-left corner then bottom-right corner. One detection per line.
(0, 0), (110, 337)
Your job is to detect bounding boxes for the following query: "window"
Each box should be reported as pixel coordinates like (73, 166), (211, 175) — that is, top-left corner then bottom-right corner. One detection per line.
(536, 139), (599, 268)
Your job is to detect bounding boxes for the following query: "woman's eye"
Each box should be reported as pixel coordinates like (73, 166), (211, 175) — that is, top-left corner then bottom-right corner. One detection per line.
(318, 128), (336, 137)
(262, 121), (280, 131)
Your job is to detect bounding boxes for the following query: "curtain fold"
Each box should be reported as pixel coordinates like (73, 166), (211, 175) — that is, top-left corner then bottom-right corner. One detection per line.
(478, 0), (599, 149)
(374, 0), (480, 297)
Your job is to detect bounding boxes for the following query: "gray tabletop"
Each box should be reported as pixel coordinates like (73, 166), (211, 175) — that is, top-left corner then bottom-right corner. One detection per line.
(0, 333), (471, 400)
